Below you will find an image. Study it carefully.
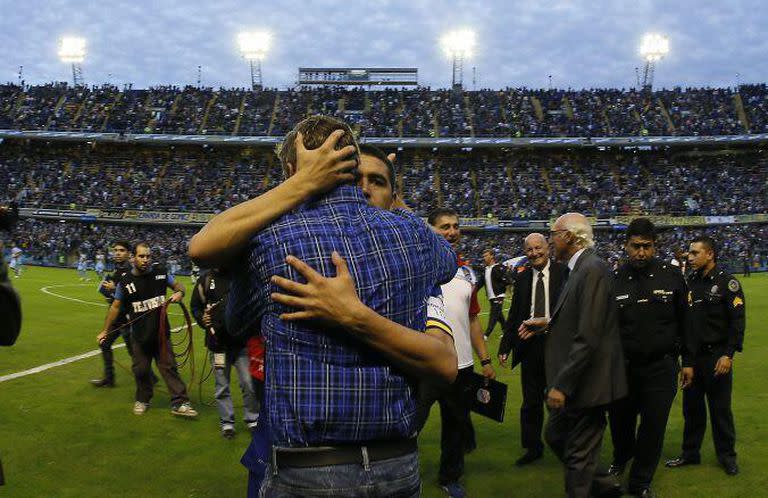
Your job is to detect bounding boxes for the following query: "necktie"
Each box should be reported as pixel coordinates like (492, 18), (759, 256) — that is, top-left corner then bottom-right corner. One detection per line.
(534, 271), (546, 317)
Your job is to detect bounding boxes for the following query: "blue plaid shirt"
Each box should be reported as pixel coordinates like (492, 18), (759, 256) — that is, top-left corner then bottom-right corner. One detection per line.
(227, 185), (456, 447)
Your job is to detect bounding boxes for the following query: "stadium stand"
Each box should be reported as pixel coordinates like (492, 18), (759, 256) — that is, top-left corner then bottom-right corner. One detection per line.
(2, 84), (767, 276)
(1, 141), (765, 218)
(3, 84), (768, 137)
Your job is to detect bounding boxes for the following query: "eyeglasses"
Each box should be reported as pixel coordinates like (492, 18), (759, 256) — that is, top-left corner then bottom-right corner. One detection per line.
(548, 229), (568, 240)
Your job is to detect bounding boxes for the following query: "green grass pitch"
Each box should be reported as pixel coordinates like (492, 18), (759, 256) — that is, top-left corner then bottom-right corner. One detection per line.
(0, 266), (766, 497)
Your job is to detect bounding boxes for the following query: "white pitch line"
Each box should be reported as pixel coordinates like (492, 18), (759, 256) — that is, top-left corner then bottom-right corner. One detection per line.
(39, 283), (184, 315)
(0, 344), (126, 383)
(40, 283), (108, 307)
(0, 285), (190, 384)
(0, 325), (187, 384)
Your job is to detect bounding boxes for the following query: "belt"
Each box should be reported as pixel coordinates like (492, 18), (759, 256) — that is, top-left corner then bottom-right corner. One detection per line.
(272, 438), (417, 469)
(626, 352), (673, 366)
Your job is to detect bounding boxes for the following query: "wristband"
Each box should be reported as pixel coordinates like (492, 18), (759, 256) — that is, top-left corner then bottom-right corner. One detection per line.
(480, 358), (492, 367)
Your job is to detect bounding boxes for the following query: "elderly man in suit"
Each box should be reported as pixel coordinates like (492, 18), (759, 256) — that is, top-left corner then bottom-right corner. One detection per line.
(499, 233), (568, 466)
(520, 213), (627, 498)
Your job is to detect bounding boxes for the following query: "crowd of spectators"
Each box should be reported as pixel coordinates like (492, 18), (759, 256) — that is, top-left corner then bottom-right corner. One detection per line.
(7, 218), (195, 270)
(6, 218), (766, 277)
(0, 142), (278, 212)
(2, 83), (767, 137)
(2, 141), (765, 219)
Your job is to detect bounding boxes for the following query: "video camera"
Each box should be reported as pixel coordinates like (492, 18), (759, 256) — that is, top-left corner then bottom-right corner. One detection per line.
(0, 202), (19, 231)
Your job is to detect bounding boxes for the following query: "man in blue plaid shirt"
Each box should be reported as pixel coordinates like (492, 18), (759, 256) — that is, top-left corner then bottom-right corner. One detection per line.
(223, 116), (457, 497)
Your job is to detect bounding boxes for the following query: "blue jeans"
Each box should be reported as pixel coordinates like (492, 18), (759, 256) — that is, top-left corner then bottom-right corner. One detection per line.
(211, 347), (259, 428)
(258, 450), (421, 498)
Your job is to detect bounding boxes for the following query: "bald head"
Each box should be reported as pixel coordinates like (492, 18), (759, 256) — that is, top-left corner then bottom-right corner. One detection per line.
(551, 212), (594, 262)
(524, 232), (550, 270)
(524, 233), (547, 248)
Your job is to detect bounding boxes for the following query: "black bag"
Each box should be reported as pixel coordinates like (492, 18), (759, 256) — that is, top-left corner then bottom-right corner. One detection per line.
(468, 373), (508, 423)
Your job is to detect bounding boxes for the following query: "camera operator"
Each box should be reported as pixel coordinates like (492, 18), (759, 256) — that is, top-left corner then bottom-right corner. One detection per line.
(1, 203), (22, 485)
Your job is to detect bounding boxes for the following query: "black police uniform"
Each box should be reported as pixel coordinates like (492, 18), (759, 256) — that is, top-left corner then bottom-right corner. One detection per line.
(608, 258), (691, 492)
(118, 265), (190, 406)
(95, 261), (133, 384)
(679, 264), (745, 468)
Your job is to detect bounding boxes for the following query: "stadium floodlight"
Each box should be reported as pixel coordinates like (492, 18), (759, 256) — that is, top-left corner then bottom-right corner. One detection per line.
(639, 33), (669, 90)
(238, 31), (272, 89)
(440, 29), (476, 89)
(58, 36), (86, 87)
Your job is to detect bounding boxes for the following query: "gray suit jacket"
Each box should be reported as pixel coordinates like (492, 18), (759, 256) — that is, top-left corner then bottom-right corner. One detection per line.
(546, 248), (627, 409)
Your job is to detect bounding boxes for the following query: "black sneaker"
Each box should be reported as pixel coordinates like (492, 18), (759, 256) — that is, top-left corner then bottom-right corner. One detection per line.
(90, 378), (115, 388)
(515, 450), (544, 466)
(606, 463), (625, 476)
(221, 427), (236, 439)
(665, 456), (700, 468)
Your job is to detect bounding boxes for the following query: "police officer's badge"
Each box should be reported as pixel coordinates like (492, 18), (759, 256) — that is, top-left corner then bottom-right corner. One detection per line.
(728, 279), (740, 292)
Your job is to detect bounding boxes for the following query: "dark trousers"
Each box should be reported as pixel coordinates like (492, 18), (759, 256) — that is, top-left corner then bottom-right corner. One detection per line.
(520, 338), (547, 453)
(131, 338), (188, 406)
(682, 351), (737, 464)
(99, 321), (133, 381)
(417, 366), (474, 485)
(484, 299), (505, 337)
(608, 356), (677, 490)
(546, 406), (607, 498)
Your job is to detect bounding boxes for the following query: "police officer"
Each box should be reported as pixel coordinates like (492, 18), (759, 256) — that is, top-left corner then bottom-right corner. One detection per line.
(666, 235), (745, 476)
(607, 219), (691, 497)
(91, 240), (133, 387)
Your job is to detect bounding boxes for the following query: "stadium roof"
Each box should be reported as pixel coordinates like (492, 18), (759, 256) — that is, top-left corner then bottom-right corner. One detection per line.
(2, 129), (768, 149)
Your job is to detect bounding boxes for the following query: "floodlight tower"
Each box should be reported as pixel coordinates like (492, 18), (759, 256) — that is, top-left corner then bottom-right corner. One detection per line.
(441, 29), (476, 89)
(639, 33), (669, 90)
(238, 31), (271, 90)
(58, 36), (86, 87)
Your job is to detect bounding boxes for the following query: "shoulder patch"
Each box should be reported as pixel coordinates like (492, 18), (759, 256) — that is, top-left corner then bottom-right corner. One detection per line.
(728, 279), (740, 292)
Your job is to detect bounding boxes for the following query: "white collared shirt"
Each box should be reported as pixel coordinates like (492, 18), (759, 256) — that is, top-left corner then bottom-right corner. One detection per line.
(529, 260), (551, 318)
(568, 248), (587, 272)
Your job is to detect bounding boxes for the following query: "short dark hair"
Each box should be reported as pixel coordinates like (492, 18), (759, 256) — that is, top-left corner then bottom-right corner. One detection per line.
(113, 240), (132, 253)
(691, 235), (718, 259)
(428, 207), (459, 227)
(626, 218), (656, 242)
(276, 115), (358, 178)
(359, 144), (396, 191)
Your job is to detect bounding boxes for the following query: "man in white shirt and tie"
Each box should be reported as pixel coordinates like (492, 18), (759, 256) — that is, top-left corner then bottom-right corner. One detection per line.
(499, 233), (568, 465)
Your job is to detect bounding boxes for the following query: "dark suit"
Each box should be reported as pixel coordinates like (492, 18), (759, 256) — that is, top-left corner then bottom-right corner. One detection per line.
(544, 248), (627, 498)
(499, 261), (567, 453)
